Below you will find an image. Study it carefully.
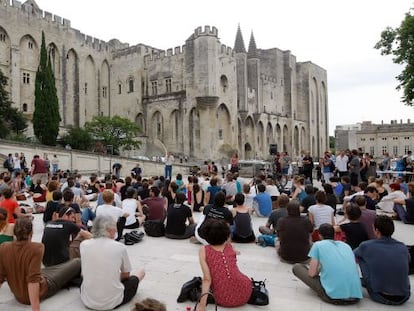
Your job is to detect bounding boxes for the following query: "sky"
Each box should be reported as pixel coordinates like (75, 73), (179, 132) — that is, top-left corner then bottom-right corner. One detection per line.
(33, 0), (414, 135)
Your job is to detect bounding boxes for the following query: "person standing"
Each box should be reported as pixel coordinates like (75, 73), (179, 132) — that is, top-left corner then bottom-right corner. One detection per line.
(51, 155), (59, 175)
(302, 151), (314, 183)
(80, 216), (145, 310)
(164, 151), (174, 180)
(335, 150), (349, 177)
(292, 223), (362, 305)
(12, 152), (21, 178)
(0, 218), (81, 309)
(230, 152), (239, 173)
(30, 155), (48, 185)
(354, 215), (411, 305)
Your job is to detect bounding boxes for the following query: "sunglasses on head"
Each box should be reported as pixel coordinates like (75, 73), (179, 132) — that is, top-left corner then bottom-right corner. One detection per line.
(65, 207), (74, 215)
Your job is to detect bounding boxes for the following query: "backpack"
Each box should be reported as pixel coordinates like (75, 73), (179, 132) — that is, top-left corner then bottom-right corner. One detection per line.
(3, 158), (9, 169)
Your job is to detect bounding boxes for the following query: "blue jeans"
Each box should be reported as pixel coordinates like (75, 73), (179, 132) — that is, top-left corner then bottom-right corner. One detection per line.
(393, 204), (414, 224)
(52, 164), (58, 174)
(81, 208), (96, 226)
(165, 165), (172, 180)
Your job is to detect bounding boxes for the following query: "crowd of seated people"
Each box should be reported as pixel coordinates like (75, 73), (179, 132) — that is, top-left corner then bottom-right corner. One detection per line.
(0, 150), (413, 310)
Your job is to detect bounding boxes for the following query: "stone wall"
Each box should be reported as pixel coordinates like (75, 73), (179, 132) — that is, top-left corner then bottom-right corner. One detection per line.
(0, 140), (191, 177)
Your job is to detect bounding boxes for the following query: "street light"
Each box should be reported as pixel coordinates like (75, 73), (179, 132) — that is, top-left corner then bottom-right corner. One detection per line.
(107, 145), (113, 174)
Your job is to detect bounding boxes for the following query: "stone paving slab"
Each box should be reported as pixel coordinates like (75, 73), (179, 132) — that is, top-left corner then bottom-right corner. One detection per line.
(1, 197), (413, 310)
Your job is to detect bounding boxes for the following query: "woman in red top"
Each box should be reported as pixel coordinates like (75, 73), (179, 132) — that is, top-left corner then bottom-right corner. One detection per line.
(196, 219), (252, 310)
(0, 188), (21, 223)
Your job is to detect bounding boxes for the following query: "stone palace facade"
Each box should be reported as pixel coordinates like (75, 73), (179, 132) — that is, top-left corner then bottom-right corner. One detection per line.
(0, 0), (328, 161)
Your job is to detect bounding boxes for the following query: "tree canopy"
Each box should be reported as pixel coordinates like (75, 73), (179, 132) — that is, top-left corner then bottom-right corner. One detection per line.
(85, 115), (141, 154)
(61, 126), (94, 151)
(33, 31), (61, 145)
(0, 69), (27, 138)
(375, 8), (414, 106)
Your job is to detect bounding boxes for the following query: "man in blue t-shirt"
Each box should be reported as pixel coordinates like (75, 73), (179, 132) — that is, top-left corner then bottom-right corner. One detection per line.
(292, 223), (362, 304)
(253, 183), (272, 217)
(354, 215), (411, 305)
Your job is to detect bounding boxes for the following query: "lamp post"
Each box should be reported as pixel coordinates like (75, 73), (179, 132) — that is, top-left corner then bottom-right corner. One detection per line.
(107, 145), (113, 174)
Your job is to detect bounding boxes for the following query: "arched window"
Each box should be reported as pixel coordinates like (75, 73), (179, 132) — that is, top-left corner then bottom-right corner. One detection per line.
(220, 75), (228, 92)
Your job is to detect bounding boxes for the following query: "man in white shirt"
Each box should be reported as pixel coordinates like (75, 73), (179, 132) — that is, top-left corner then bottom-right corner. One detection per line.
(164, 151), (174, 180)
(80, 215), (145, 310)
(335, 150), (349, 177)
(96, 190), (129, 240)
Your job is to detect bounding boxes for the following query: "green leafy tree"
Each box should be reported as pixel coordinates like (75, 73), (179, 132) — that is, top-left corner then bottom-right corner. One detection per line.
(33, 31), (61, 145)
(61, 126), (94, 151)
(85, 115), (141, 154)
(375, 9), (414, 106)
(0, 69), (27, 138)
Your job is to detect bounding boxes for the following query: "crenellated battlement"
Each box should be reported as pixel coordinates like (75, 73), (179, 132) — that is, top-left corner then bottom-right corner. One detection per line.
(143, 45), (186, 64)
(220, 44), (234, 56)
(193, 25), (218, 39)
(260, 74), (277, 83)
(1, 0), (117, 52)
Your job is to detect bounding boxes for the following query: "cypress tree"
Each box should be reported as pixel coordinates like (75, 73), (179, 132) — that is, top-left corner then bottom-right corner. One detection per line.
(33, 31), (61, 145)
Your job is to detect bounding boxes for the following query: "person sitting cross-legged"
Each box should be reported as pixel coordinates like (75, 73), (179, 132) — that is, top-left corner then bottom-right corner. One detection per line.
(165, 192), (196, 239)
(42, 206), (92, 267)
(259, 194), (289, 235)
(0, 218), (81, 309)
(276, 200), (313, 263)
(80, 215), (145, 310)
(354, 215), (411, 305)
(252, 183), (272, 217)
(96, 190), (129, 241)
(231, 193), (255, 243)
(292, 223), (362, 305)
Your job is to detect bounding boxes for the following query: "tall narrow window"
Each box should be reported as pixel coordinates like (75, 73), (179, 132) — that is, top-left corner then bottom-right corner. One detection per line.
(369, 146), (374, 155)
(165, 78), (171, 93)
(151, 81), (158, 95)
(84, 83), (88, 95)
(382, 146), (387, 154)
(128, 78), (134, 93)
(102, 86), (107, 98)
(393, 146), (398, 155)
(0, 33), (5, 42)
(28, 41), (33, 49)
(118, 83), (122, 94)
(22, 103), (28, 112)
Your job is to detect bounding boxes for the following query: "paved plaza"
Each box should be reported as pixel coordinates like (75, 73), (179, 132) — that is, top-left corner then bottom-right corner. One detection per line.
(0, 183), (413, 310)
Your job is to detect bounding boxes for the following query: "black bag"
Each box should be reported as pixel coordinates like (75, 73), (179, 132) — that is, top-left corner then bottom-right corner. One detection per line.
(3, 159), (9, 169)
(143, 220), (165, 237)
(177, 276), (202, 302)
(248, 278), (269, 306)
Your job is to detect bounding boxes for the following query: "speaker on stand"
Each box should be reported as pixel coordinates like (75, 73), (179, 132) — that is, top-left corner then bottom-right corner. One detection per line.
(269, 144), (278, 155)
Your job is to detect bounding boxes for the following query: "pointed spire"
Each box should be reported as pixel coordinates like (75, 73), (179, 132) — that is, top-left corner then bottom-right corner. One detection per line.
(234, 24), (246, 53)
(248, 31), (258, 58)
